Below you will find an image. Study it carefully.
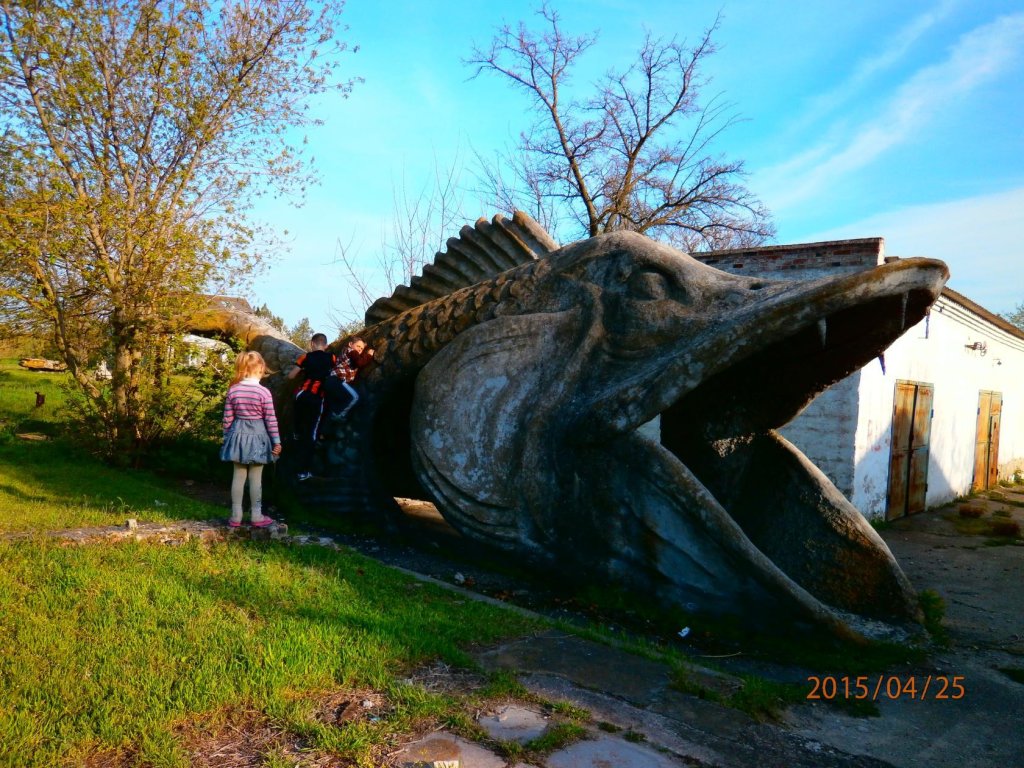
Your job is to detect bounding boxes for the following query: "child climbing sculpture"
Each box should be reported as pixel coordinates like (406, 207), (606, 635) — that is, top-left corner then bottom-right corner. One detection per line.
(287, 332), (336, 481)
(324, 336), (374, 419)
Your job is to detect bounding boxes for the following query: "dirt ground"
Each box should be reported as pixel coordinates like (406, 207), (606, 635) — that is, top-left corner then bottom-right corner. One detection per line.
(784, 489), (1024, 768)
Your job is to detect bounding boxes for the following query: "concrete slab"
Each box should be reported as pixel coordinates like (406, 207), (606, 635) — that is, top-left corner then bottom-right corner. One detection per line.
(476, 704), (549, 743)
(514, 671), (887, 768)
(394, 732), (506, 768)
(545, 733), (692, 767)
(478, 630), (671, 705)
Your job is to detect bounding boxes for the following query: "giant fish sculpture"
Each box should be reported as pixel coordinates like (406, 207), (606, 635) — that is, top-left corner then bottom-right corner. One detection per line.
(193, 212), (948, 642)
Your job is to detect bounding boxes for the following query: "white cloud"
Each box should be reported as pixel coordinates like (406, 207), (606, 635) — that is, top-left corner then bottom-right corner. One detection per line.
(796, 0), (957, 127)
(759, 12), (1024, 212)
(798, 187), (1024, 314)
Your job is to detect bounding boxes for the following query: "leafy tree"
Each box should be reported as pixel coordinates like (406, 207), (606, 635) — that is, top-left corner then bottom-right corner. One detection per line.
(467, 3), (774, 250)
(1005, 302), (1024, 330)
(0, 0), (355, 458)
(287, 316), (314, 348)
(254, 303), (291, 337)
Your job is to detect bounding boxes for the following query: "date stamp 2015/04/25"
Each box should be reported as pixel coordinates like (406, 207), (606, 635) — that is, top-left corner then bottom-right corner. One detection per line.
(807, 675), (965, 701)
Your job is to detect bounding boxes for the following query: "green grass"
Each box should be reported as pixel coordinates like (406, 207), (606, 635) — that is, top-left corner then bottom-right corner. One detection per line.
(919, 589), (950, 646)
(942, 510), (1023, 543)
(0, 438), (226, 532)
(524, 721), (588, 752)
(494, 719), (589, 763)
(0, 537), (540, 765)
(0, 360), (546, 765)
(669, 664), (810, 720)
(0, 359), (68, 436)
(0, 360), (228, 532)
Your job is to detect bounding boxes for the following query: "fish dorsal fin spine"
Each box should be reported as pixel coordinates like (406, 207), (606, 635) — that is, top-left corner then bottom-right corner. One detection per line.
(364, 211), (558, 326)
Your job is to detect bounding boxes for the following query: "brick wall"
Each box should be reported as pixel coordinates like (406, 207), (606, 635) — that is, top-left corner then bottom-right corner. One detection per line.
(694, 238), (884, 280)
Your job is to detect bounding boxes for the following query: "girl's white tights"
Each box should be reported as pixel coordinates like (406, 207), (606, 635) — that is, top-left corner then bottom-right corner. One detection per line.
(230, 463), (265, 523)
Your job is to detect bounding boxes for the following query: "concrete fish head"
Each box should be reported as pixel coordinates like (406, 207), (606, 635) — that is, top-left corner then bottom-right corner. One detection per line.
(512, 230), (948, 443)
(408, 228), (948, 641)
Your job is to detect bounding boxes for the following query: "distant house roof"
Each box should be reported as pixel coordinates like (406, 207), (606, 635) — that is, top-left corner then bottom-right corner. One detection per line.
(201, 295), (254, 314)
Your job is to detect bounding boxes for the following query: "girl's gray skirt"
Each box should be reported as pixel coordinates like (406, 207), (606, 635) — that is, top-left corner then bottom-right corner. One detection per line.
(220, 419), (277, 465)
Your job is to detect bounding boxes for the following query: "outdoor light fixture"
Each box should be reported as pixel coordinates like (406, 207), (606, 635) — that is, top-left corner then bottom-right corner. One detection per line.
(964, 341), (987, 355)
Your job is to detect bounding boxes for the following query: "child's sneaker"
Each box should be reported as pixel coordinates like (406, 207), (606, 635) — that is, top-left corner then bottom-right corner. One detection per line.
(227, 519), (242, 528)
(252, 517), (275, 528)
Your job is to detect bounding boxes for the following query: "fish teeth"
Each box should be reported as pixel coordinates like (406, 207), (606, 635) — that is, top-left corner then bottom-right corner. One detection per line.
(817, 318), (827, 348)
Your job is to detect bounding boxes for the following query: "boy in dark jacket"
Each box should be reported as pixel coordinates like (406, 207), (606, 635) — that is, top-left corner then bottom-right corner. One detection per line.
(287, 333), (336, 480)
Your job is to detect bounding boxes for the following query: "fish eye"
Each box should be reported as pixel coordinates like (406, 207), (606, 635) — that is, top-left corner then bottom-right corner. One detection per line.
(627, 269), (672, 300)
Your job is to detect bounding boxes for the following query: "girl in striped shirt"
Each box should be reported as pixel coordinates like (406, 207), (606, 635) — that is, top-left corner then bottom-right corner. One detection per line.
(220, 351), (281, 528)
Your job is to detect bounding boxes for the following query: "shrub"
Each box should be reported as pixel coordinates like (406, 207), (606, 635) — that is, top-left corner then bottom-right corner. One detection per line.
(59, 342), (234, 470)
(958, 503), (984, 519)
(990, 520), (1021, 538)
(918, 590), (949, 645)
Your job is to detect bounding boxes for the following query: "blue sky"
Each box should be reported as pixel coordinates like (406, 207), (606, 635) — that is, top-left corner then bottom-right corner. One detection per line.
(249, 0), (1024, 331)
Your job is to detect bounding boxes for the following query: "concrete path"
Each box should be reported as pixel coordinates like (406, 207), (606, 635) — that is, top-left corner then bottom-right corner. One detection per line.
(472, 630), (889, 767)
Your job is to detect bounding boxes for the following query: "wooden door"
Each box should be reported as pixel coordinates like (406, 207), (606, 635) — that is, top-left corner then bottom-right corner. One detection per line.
(887, 381), (934, 520)
(973, 391), (1003, 491)
(907, 384), (933, 515)
(886, 382), (915, 520)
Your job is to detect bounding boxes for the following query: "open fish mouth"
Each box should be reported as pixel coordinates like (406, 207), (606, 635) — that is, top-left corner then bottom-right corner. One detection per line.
(599, 257), (950, 627)
(598, 257), (949, 439)
(671, 260), (946, 438)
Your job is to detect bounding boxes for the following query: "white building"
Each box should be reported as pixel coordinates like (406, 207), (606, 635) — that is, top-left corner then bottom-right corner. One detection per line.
(697, 239), (1024, 521)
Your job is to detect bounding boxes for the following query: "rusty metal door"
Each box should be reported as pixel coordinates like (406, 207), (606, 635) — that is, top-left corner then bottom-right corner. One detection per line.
(973, 391), (1003, 491)
(887, 381), (934, 520)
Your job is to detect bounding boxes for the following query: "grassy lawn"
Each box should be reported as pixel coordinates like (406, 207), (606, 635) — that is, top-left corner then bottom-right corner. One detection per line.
(0, 359), (66, 435)
(0, 438), (226, 536)
(0, 438), (224, 532)
(0, 360), (544, 765)
(0, 537), (539, 766)
(0, 361), (222, 532)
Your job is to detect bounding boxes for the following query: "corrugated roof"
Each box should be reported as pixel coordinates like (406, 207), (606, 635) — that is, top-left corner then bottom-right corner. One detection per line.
(939, 286), (1024, 341)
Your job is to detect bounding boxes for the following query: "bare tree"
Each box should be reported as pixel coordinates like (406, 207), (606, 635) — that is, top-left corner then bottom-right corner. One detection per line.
(0, 0), (356, 456)
(467, 3), (774, 250)
(332, 150), (469, 324)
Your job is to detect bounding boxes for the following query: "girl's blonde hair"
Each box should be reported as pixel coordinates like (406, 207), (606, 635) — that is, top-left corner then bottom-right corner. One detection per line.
(231, 351), (268, 385)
